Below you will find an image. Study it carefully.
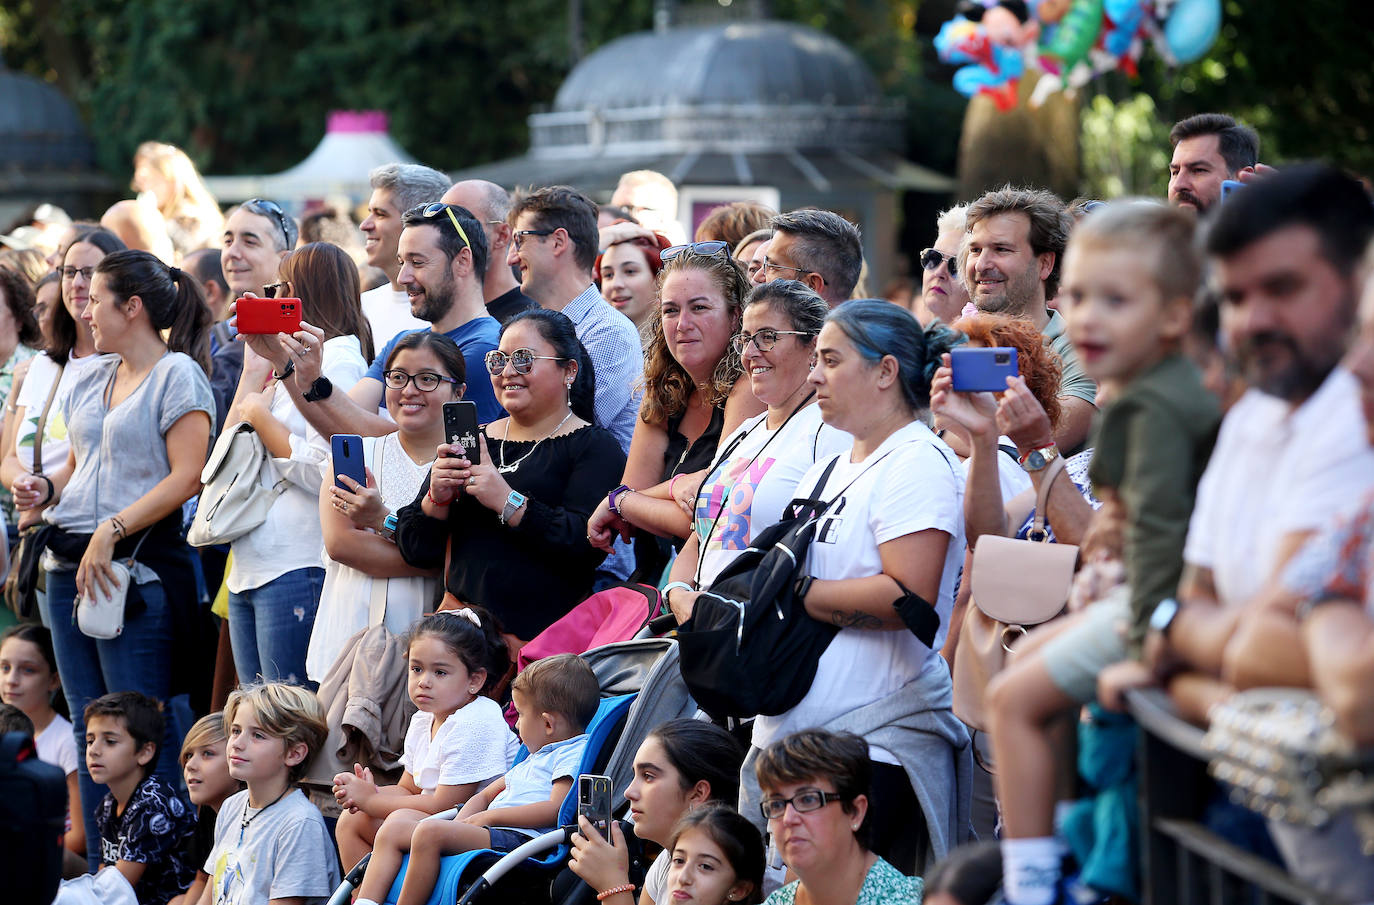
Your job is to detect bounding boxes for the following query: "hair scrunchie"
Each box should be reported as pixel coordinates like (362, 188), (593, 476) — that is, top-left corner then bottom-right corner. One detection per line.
(168, 266), (183, 282)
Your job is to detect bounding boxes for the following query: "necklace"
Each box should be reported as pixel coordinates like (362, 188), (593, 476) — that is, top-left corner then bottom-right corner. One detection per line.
(498, 409), (575, 474)
(239, 786), (289, 833)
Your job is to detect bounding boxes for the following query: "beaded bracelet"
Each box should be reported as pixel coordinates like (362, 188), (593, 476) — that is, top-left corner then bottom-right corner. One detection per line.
(596, 884), (636, 901)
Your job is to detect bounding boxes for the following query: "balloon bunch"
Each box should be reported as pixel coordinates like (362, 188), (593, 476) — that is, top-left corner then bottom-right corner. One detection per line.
(935, 0), (1223, 110)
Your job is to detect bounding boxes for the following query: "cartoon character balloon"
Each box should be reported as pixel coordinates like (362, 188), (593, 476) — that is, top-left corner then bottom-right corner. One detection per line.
(936, 0), (1040, 111)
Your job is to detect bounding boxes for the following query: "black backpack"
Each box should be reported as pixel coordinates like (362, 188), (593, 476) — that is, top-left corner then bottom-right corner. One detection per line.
(0, 731), (66, 904)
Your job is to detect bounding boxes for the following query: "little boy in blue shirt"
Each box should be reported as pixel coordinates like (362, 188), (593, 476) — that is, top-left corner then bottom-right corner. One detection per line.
(357, 653), (601, 905)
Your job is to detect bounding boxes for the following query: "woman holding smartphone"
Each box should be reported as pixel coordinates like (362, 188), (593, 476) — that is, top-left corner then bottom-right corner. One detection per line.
(227, 241), (372, 687)
(34, 249), (213, 869)
(395, 309), (625, 648)
(305, 331), (463, 681)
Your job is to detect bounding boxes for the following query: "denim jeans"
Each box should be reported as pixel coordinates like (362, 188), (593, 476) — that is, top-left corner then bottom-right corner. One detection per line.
(43, 568), (187, 870)
(228, 566), (324, 689)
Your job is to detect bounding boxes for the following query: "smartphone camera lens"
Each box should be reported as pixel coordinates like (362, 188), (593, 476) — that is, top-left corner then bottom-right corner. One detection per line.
(995, 352), (1010, 364)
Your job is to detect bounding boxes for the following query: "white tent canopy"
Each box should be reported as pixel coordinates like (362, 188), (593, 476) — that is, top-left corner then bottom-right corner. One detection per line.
(204, 111), (431, 205)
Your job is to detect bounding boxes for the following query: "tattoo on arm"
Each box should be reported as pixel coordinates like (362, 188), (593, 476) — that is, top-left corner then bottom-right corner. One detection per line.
(829, 610), (883, 629)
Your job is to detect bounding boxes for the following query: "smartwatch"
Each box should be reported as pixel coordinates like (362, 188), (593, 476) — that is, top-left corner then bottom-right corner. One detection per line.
(378, 511), (399, 543)
(607, 484), (633, 515)
(1019, 443), (1060, 473)
(303, 375), (333, 402)
(1149, 597), (1180, 639)
(500, 490), (528, 525)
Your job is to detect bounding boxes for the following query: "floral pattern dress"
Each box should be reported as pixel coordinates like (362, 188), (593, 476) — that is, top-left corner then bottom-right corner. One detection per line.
(764, 856), (924, 905)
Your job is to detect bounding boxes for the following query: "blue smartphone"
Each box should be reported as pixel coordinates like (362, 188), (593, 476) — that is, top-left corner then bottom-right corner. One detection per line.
(951, 347), (1018, 393)
(330, 434), (367, 491)
(1221, 179), (1244, 202)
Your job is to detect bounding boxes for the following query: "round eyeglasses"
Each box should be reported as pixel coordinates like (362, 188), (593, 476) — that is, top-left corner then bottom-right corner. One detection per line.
(919, 248), (958, 278)
(484, 348), (567, 376)
(731, 328), (812, 355)
(759, 788), (846, 821)
(382, 369), (461, 392)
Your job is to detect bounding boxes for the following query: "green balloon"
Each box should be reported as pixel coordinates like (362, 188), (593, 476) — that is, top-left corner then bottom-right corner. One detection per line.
(1041, 0), (1105, 71)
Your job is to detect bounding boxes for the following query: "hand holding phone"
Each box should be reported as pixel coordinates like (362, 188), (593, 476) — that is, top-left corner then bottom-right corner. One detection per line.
(331, 434), (367, 491)
(578, 774), (613, 839)
(237, 296), (303, 335)
(442, 401), (481, 464)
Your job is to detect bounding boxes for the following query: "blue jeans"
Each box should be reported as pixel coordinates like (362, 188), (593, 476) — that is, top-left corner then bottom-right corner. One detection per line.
(228, 566), (324, 689)
(43, 568), (186, 871)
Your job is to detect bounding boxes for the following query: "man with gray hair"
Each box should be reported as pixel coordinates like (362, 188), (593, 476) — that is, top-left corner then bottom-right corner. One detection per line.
(752, 209), (864, 308)
(441, 179), (538, 324)
(361, 163), (452, 347)
(963, 185), (1096, 452)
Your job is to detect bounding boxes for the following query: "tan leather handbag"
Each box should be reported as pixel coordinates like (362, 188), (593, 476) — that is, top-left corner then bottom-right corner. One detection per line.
(953, 455), (1078, 731)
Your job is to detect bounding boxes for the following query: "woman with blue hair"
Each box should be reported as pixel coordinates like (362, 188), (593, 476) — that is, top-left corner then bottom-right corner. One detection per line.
(740, 299), (973, 878)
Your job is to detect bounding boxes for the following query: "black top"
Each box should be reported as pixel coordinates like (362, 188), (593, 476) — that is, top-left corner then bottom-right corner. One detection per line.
(634, 404), (727, 577)
(396, 424), (627, 641)
(487, 287), (540, 325)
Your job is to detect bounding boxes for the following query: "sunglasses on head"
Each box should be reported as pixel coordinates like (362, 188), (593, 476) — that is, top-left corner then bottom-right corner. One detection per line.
(484, 348), (567, 376)
(420, 202), (472, 250)
(245, 198), (294, 248)
(919, 247), (958, 277)
(661, 240), (731, 262)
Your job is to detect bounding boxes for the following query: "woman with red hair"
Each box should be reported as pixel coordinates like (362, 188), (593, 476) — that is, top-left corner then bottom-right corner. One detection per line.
(596, 231), (671, 343)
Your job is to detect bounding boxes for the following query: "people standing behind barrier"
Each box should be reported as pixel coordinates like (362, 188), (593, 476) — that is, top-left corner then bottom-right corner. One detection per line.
(570, 718), (746, 905)
(396, 309), (626, 645)
(587, 244), (761, 579)
(757, 730), (925, 905)
(35, 249), (213, 869)
(226, 241), (371, 688)
(742, 300), (970, 873)
(304, 331), (465, 682)
(660, 280), (848, 618)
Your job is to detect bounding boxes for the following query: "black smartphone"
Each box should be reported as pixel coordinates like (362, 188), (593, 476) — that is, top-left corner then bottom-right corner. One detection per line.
(950, 347), (1019, 393)
(578, 773), (613, 838)
(330, 434), (367, 491)
(442, 400), (481, 464)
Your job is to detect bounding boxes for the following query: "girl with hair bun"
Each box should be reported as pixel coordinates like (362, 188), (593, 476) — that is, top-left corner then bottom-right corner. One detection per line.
(334, 606), (518, 871)
(35, 247), (215, 869)
(743, 299), (972, 875)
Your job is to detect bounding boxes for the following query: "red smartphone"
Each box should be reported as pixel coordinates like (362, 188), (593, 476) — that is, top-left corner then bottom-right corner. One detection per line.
(237, 297), (302, 335)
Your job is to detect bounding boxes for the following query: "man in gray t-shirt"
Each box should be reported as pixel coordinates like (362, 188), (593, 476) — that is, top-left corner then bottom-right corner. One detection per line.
(203, 789), (340, 905)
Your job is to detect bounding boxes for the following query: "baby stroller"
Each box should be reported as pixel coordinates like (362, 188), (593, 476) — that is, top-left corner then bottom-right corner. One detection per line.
(328, 634), (696, 905)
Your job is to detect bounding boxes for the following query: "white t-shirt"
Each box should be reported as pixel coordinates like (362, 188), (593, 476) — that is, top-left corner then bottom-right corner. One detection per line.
(361, 285), (428, 356)
(12, 351), (105, 473)
(228, 335), (368, 593)
(490, 733), (587, 836)
(36, 713), (78, 775)
(306, 433), (437, 681)
(692, 405), (851, 587)
(962, 434), (1032, 503)
(1183, 368), (1374, 608)
(644, 849), (671, 904)
(752, 420), (965, 763)
(401, 698), (519, 792)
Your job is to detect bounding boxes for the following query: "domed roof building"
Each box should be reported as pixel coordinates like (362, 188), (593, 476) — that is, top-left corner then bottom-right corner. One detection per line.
(458, 21), (952, 284)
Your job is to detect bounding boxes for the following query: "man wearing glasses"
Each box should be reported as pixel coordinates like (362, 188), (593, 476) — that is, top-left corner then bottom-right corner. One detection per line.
(506, 185), (642, 453)
(441, 180), (539, 325)
(750, 209), (863, 309)
(360, 163), (451, 348)
(276, 202), (503, 440)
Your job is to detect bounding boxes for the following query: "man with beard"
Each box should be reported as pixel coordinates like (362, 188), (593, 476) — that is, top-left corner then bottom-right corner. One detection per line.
(1139, 164), (1374, 902)
(963, 186), (1097, 451)
(277, 202), (502, 438)
(1167, 114), (1260, 214)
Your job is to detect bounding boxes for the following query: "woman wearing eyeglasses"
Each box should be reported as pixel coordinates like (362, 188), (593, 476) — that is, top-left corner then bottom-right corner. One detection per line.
(659, 280), (849, 622)
(303, 331), (462, 680)
(919, 204), (971, 326)
(395, 308), (625, 646)
(587, 243), (762, 579)
(756, 729), (924, 905)
(225, 242), (373, 687)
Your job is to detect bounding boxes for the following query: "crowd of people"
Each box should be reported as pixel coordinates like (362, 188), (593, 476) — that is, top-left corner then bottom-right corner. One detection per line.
(0, 108), (1372, 905)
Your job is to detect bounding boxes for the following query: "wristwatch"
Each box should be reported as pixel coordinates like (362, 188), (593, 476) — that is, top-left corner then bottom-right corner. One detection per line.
(1019, 443), (1060, 472)
(500, 490), (528, 525)
(272, 359), (296, 381)
(303, 376), (333, 402)
(607, 484), (633, 515)
(663, 581), (695, 607)
(378, 511), (398, 543)
(1149, 597), (1180, 639)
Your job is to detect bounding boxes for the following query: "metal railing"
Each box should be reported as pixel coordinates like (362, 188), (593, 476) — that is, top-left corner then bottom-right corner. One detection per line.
(1126, 688), (1345, 905)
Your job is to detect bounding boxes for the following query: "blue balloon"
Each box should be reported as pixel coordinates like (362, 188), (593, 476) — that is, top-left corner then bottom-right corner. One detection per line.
(1165, 0), (1221, 63)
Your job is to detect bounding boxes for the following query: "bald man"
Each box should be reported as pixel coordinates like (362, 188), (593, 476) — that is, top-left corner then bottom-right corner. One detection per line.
(441, 180), (538, 324)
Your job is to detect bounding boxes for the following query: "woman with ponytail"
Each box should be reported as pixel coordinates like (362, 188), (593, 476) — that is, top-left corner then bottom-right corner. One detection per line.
(36, 248), (214, 869)
(739, 299), (973, 876)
